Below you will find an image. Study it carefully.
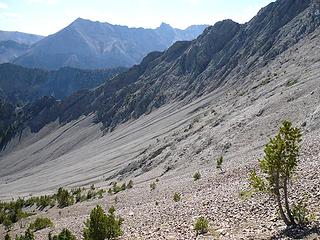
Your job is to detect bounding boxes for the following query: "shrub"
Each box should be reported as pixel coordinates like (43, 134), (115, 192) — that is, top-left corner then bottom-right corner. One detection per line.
(105, 206), (123, 239)
(5, 233), (11, 240)
(2, 217), (13, 230)
(29, 217), (53, 231)
(249, 121), (303, 227)
(194, 216), (208, 236)
(56, 188), (74, 208)
(75, 192), (82, 203)
(150, 182), (156, 191)
(83, 205), (123, 240)
(173, 193), (181, 202)
(97, 189), (105, 199)
(0, 200), (32, 229)
(36, 195), (55, 210)
(112, 183), (122, 194)
(193, 171), (201, 181)
(86, 190), (95, 200)
(49, 228), (76, 240)
(15, 229), (35, 240)
(292, 201), (310, 225)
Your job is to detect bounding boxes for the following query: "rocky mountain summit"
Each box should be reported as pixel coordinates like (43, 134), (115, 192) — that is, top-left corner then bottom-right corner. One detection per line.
(0, 0), (320, 239)
(13, 19), (208, 70)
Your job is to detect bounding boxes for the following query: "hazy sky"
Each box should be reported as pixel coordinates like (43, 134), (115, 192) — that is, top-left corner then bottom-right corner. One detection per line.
(0, 0), (274, 36)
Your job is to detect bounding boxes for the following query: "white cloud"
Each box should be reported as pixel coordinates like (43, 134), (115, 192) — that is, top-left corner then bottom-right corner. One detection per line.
(0, 2), (8, 10)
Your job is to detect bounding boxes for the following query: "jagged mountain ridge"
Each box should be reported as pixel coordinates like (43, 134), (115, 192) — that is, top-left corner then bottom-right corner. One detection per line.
(2, 0), (319, 142)
(13, 19), (208, 70)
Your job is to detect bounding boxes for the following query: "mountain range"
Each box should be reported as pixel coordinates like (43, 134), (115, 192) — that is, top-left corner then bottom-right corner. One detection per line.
(0, 0), (319, 152)
(9, 0), (318, 131)
(3, 19), (207, 70)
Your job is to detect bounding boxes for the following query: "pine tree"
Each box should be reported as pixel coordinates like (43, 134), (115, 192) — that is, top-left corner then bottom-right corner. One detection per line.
(83, 205), (122, 240)
(249, 121), (302, 227)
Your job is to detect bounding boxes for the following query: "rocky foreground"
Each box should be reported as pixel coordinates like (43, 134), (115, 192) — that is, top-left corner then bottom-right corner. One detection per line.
(1, 129), (319, 240)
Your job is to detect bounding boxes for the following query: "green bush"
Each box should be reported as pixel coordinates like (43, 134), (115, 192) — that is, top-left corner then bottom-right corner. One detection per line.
(0, 199), (32, 229)
(194, 216), (208, 236)
(36, 196), (55, 210)
(173, 193), (181, 202)
(97, 189), (105, 199)
(292, 201), (310, 225)
(29, 217), (53, 231)
(109, 181), (132, 194)
(86, 190), (95, 200)
(193, 171), (201, 181)
(5, 233), (11, 240)
(2, 217), (13, 230)
(15, 229), (35, 240)
(112, 183), (122, 194)
(83, 205), (123, 240)
(49, 228), (76, 240)
(56, 188), (74, 208)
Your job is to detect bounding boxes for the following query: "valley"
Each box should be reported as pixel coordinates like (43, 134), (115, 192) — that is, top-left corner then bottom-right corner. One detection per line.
(0, 0), (320, 239)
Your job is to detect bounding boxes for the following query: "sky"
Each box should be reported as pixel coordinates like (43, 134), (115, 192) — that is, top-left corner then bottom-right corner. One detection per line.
(0, 0), (274, 36)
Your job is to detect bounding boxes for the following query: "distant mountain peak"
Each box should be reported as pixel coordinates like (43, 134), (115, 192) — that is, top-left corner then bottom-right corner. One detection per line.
(159, 22), (172, 29)
(13, 19), (207, 69)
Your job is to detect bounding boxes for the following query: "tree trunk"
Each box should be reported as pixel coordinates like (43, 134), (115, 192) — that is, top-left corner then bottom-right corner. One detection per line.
(283, 177), (296, 226)
(275, 172), (290, 226)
